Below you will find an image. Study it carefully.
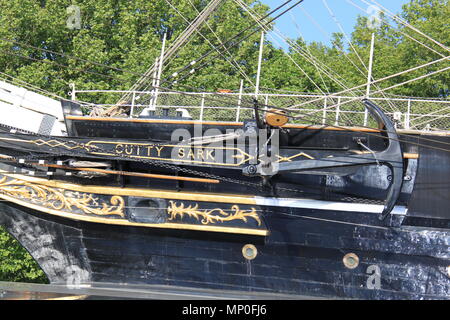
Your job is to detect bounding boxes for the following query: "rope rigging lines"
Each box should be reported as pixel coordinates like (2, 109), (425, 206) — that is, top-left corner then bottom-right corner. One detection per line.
(0, 0), (448, 143)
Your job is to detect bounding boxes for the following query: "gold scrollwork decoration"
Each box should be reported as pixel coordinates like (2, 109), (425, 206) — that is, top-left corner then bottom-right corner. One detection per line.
(167, 201), (261, 226)
(32, 139), (91, 151)
(276, 152), (314, 163)
(0, 177), (124, 217)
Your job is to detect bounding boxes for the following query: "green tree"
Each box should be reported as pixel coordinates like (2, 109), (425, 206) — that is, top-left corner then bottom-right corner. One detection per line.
(0, 0), (273, 103)
(0, 0), (275, 282)
(342, 1), (449, 97)
(0, 227), (47, 283)
(395, 0), (449, 97)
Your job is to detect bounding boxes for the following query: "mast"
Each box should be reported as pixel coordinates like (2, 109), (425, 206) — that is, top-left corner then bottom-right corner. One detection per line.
(366, 32), (376, 98)
(364, 32), (375, 125)
(150, 32), (167, 111)
(255, 31), (265, 98)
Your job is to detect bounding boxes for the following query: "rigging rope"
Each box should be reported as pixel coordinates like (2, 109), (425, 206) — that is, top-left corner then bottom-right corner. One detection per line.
(346, 0), (447, 59)
(2, 43), (447, 150)
(286, 56), (449, 110)
(156, 0), (305, 89)
(137, 0), (255, 93)
(321, 0), (398, 114)
(364, 0), (450, 53)
(0, 1), (447, 148)
(234, 0), (333, 94)
(249, 97), (450, 151)
(0, 38), (148, 78)
(119, 0), (226, 104)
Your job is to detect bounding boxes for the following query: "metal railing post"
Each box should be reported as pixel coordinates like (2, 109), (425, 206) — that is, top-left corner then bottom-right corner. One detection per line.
(70, 83), (76, 101)
(335, 97), (341, 126)
(236, 79), (244, 122)
(254, 31), (264, 99)
(322, 97), (327, 125)
(405, 99), (411, 129)
(153, 33), (167, 109)
(265, 94), (269, 113)
(200, 93), (205, 121)
(130, 91), (136, 118)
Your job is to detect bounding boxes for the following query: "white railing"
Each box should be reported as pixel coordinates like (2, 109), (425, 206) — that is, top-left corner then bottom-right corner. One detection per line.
(71, 87), (450, 132)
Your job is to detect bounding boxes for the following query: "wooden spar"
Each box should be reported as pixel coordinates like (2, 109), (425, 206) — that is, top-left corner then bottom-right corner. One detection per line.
(44, 164), (221, 184)
(0, 154), (219, 184)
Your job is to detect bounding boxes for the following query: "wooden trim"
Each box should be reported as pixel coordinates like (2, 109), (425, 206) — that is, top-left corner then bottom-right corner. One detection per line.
(45, 295), (88, 300)
(66, 116), (243, 126)
(66, 116), (450, 136)
(403, 153), (420, 159)
(352, 151), (419, 159)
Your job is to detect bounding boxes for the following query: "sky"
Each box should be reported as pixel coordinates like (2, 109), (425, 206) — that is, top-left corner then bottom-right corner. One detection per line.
(259, 0), (411, 49)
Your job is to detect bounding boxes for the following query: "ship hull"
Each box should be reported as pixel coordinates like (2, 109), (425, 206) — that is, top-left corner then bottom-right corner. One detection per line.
(1, 197), (448, 300)
(0, 116), (448, 299)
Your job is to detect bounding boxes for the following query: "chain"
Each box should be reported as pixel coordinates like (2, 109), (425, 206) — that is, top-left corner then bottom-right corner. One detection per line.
(0, 123), (269, 190)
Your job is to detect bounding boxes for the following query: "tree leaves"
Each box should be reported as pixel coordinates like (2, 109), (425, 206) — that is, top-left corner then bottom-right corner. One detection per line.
(0, 0), (447, 99)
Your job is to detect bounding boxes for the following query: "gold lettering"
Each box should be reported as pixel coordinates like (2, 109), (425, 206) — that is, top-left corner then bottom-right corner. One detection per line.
(115, 144), (124, 154)
(125, 145), (133, 155)
(196, 149), (204, 160)
(178, 148), (185, 158)
(147, 146), (153, 156)
(156, 146), (164, 157)
(187, 149), (195, 159)
(206, 150), (215, 161)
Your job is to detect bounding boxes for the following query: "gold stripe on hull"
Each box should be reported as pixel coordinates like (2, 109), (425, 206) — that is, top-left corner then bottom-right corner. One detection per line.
(0, 170), (266, 235)
(0, 191), (268, 236)
(1, 171), (256, 205)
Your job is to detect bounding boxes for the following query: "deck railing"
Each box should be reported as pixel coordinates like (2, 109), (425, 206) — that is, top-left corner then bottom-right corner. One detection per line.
(71, 88), (450, 132)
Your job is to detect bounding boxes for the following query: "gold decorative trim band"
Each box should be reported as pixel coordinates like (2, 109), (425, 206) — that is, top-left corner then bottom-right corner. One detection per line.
(0, 171), (256, 205)
(0, 172), (267, 236)
(167, 201), (261, 226)
(0, 177), (125, 217)
(0, 188), (268, 236)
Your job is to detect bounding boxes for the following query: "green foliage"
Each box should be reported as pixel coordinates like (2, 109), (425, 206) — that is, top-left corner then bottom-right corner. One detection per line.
(0, 0), (447, 101)
(394, 0), (450, 97)
(0, 0), (271, 103)
(260, 0), (449, 97)
(0, 226), (48, 283)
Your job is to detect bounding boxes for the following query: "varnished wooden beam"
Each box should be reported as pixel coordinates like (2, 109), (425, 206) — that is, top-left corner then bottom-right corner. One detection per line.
(45, 164), (220, 184)
(0, 170), (256, 204)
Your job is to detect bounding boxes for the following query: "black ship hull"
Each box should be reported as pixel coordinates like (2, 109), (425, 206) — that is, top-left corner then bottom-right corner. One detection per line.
(0, 101), (449, 299)
(1, 195), (448, 299)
